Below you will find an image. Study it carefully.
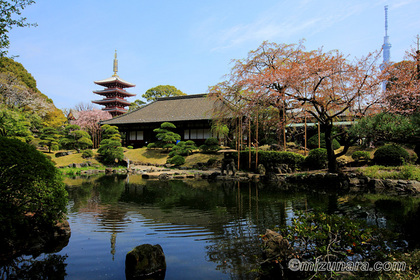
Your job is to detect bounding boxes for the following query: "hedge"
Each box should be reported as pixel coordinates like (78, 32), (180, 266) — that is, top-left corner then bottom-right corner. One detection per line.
(374, 144), (410, 166)
(234, 150), (304, 171)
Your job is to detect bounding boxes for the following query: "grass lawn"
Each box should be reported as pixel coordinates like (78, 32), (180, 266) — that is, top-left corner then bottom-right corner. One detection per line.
(47, 150), (104, 168)
(124, 147), (168, 165)
(357, 165), (420, 181)
(182, 152), (223, 168)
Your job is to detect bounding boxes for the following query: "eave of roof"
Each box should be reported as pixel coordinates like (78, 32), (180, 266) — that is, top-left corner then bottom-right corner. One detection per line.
(101, 94), (221, 125)
(92, 98), (131, 105)
(94, 75), (135, 88)
(93, 88), (136, 97)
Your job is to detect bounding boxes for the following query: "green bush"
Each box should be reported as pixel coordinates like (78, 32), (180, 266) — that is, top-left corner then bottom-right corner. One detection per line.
(82, 149), (94, 158)
(374, 144), (410, 166)
(97, 139), (124, 164)
(170, 140), (197, 157)
(352, 151), (371, 161)
(236, 150), (304, 171)
(199, 137), (220, 153)
(98, 125), (124, 164)
(147, 143), (157, 149)
(303, 148), (328, 170)
(127, 145), (133, 149)
(307, 133), (340, 150)
(0, 137), (68, 244)
(167, 155), (185, 166)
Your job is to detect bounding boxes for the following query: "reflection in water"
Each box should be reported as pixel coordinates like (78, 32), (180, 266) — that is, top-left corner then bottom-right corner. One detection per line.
(1, 175), (419, 279)
(0, 254), (67, 279)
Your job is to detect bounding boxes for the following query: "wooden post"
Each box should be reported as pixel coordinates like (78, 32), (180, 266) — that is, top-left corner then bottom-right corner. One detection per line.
(318, 121), (321, 148)
(255, 110), (259, 170)
(248, 118), (251, 169)
(283, 101), (286, 150)
(304, 114), (307, 156)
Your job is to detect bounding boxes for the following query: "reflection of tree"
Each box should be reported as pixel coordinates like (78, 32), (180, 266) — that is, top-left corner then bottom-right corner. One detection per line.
(205, 182), (292, 280)
(0, 254), (67, 279)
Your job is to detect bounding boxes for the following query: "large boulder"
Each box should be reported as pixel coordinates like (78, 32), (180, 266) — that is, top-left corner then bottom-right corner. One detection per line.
(262, 229), (292, 260)
(125, 244), (166, 280)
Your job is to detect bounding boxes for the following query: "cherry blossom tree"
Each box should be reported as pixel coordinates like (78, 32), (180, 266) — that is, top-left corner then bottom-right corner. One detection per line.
(210, 41), (383, 173)
(382, 48), (420, 115)
(72, 109), (112, 148)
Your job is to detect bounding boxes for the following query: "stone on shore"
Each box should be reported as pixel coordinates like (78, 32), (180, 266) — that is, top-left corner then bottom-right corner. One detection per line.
(125, 244), (166, 280)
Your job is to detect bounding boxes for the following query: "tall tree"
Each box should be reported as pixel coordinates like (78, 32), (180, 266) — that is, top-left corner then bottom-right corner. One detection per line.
(142, 85), (186, 103)
(210, 41), (382, 173)
(39, 127), (60, 153)
(59, 124), (93, 152)
(97, 125), (124, 164)
(128, 99), (146, 112)
(0, 0), (36, 57)
(382, 48), (420, 115)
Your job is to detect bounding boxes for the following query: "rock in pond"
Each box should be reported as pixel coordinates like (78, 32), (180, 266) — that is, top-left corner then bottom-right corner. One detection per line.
(125, 244), (166, 280)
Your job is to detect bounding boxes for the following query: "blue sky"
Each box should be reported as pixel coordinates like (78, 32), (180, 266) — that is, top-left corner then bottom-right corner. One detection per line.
(7, 0), (420, 110)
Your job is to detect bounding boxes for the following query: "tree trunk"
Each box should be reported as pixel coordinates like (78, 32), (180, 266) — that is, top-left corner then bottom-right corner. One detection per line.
(324, 124), (339, 173)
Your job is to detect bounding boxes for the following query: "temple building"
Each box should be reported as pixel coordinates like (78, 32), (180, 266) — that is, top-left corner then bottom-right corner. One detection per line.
(100, 94), (223, 147)
(92, 51), (136, 117)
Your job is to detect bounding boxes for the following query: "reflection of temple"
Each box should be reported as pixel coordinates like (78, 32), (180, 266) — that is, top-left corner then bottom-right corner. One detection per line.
(92, 51), (136, 117)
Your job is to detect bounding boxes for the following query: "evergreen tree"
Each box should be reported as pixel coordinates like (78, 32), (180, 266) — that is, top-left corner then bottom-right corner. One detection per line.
(153, 122), (181, 151)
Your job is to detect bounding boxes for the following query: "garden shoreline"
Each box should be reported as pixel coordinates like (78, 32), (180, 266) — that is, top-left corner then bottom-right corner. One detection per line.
(64, 162), (420, 196)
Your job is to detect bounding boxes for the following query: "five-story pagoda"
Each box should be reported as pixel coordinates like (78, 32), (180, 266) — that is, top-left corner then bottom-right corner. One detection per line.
(92, 51), (135, 117)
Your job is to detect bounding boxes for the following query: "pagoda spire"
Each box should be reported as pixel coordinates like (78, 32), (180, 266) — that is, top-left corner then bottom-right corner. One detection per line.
(92, 51), (136, 117)
(113, 50), (118, 77)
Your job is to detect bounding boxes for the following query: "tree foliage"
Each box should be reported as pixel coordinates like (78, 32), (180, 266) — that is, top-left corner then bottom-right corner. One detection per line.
(39, 127), (60, 152)
(0, 137), (67, 245)
(142, 85), (186, 102)
(373, 144), (410, 166)
(59, 124), (92, 151)
(153, 122), (181, 151)
(0, 106), (32, 141)
(0, 57), (66, 130)
(210, 41), (382, 172)
(0, 56), (38, 91)
(128, 99), (146, 112)
(349, 112), (417, 144)
(71, 109), (111, 148)
(169, 140), (197, 157)
(97, 125), (124, 164)
(382, 49), (420, 115)
(0, 0), (36, 57)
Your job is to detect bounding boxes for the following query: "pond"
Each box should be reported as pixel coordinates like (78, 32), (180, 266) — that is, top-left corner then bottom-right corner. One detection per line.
(1, 174), (420, 279)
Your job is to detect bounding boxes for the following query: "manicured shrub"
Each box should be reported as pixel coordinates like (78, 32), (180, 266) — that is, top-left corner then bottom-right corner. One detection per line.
(236, 150), (304, 171)
(373, 144), (410, 166)
(82, 149), (94, 158)
(351, 151), (371, 161)
(303, 148), (328, 170)
(0, 137), (68, 244)
(307, 133), (340, 150)
(199, 137), (220, 153)
(170, 140), (197, 157)
(97, 125), (124, 164)
(147, 143), (157, 149)
(127, 145), (133, 149)
(167, 155), (185, 166)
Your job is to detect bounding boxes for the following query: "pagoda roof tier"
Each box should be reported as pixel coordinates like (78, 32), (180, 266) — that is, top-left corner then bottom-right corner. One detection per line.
(103, 107), (128, 113)
(94, 75), (135, 88)
(93, 87), (136, 97)
(92, 98), (131, 106)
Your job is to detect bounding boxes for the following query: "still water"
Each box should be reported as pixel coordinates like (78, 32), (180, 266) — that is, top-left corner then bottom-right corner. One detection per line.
(2, 174), (420, 279)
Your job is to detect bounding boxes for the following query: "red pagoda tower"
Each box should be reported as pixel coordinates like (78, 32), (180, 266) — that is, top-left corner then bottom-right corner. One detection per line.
(92, 51), (136, 117)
